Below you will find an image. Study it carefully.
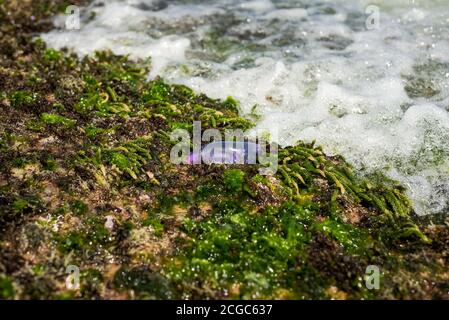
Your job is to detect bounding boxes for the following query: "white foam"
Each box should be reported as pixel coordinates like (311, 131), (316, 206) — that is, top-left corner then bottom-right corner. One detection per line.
(41, 0), (449, 215)
(240, 0), (275, 13)
(263, 8), (308, 20)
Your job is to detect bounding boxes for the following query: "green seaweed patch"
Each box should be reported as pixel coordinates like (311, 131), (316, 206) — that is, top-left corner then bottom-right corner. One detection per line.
(43, 48), (63, 62)
(75, 91), (131, 117)
(31, 264), (46, 276)
(276, 143), (422, 229)
(104, 138), (152, 179)
(143, 214), (165, 237)
(56, 232), (86, 253)
(142, 80), (171, 102)
(0, 276), (15, 299)
(41, 155), (58, 171)
(168, 200), (316, 299)
(70, 200), (88, 215)
(93, 51), (149, 85)
(55, 216), (111, 254)
(10, 195), (41, 216)
(10, 156), (33, 169)
(223, 169), (245, 193)
(41, 113), (77, 128)
(76, 137), (153, 181)
(10, 90), (40, 108)
(84, 126), (116, 140)
(222, 96), (240, 113)
(313, 219), (369, 253)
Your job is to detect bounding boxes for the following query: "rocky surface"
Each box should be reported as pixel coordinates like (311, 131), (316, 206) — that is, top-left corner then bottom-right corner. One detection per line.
(0, 0), (447, 299)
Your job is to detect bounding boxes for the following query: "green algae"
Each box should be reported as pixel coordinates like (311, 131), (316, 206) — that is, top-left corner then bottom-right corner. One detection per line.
(223, 169), (245, 193)
(55, 216), (111, 254)
(143, 80), (171, 102)
(0, 276), (15, 299)
(57, 232), (87, 253)
(43, 48), (63, 62)
(143, 215), (165, 237)
(313, 219), (369, 253)
(167, 199), (321, 299)
(70, 200), (88, 216)
(41, 113), (77, 128)
(10, 90), (40, 108)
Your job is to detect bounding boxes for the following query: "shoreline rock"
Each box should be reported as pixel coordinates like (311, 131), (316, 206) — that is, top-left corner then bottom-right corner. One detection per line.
(0, 0), (447, 300)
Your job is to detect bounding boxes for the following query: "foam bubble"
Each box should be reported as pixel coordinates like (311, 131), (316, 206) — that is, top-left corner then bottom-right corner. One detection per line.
(240, 0), (275, 12)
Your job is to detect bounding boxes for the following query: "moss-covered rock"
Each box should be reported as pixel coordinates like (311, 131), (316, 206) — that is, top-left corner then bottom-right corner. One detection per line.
(0, 0), (447, 300)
